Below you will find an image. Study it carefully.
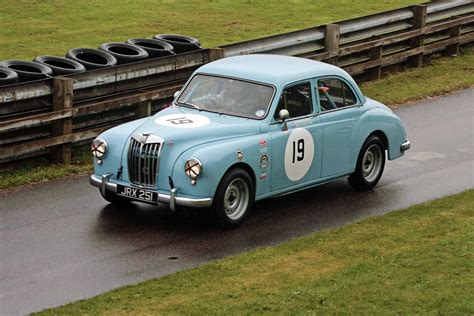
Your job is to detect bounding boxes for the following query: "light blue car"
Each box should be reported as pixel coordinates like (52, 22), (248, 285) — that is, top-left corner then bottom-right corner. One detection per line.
(90, 54), (410, 227)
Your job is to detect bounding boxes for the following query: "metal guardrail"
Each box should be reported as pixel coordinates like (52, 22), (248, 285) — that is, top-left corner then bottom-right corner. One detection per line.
(0, 1), (473, 163)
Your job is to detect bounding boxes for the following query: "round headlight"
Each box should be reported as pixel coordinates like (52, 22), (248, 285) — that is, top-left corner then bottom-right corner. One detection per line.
(184, 158), (202, 180)
(91, 138), (107, 159)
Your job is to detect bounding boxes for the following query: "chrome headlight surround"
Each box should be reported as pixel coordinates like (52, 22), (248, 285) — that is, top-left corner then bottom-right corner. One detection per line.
(184, 158), (203, 180)
(91, 138), (108, 160)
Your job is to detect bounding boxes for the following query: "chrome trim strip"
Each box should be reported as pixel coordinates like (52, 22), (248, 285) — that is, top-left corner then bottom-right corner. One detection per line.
(90, 173), (117, 192)
(90, 174), (212, 208)
(401, 140), (411, 152)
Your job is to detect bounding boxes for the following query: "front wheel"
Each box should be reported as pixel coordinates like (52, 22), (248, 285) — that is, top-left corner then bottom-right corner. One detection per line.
(348, 135), (386, 191)
(211, 168), (255, 228)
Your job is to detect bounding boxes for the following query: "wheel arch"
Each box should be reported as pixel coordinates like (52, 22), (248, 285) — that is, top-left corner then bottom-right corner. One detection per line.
(221, 162), (257, 194)
(369, 130), (388, 151)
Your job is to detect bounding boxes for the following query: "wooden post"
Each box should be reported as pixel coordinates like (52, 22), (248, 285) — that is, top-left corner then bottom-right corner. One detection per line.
(51, 78), (73, 163)
(368, 45), (383, 80)
(447, 25), (461, 56)
(208, 48), (225, 62)
(135, 100), (152, 118)
(410, 5), (427, 67)
(325, 24), (340, 65)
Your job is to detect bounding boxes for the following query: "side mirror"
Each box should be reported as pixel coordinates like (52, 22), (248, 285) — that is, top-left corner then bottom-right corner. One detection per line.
(173, 90), (181, 99)
(279, 109), (290, 120)
(278, 109), (290, 131)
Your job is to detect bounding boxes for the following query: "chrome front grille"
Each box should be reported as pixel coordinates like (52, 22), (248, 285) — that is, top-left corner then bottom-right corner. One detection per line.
(128, 135), (162, 188)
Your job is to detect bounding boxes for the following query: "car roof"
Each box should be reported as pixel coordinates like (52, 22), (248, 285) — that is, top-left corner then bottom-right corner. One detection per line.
(195, 54), (352, 87)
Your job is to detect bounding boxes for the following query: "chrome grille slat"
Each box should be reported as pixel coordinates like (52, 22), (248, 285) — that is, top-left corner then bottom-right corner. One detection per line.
(128, 136), (161, 188)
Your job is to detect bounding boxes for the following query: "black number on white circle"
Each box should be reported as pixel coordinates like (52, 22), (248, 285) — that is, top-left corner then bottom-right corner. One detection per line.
(166, 117), (194, 125)
(292, 139), (305, 163)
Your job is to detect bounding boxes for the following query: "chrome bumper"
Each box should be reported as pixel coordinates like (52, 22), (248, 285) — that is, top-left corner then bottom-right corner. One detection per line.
(400, 140), (411, 152)
(89, 174), (212, 211)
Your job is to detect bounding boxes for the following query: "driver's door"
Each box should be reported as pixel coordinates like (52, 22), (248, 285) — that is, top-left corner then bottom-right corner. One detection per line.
(268, 81), (323, 192)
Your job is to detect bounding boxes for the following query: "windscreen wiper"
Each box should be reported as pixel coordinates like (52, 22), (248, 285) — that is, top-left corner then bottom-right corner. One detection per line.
(178, 101), (200, 110)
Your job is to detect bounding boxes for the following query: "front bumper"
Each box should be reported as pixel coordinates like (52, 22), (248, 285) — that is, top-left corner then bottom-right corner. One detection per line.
(90, 174), (213, 211)
(400, 140), (411, 152)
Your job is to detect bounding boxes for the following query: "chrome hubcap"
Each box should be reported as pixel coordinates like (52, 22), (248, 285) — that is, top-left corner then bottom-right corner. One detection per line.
(224, 178), (249, 220)
(362, 144), (383, 182)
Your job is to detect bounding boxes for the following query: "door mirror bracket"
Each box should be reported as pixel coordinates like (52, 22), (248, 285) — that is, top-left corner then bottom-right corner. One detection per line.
(279, 109), (290, 131)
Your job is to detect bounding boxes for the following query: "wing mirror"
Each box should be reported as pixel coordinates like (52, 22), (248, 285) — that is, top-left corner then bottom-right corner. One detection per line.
(173, 90), (181, 99)
(279, 109), (290, 132)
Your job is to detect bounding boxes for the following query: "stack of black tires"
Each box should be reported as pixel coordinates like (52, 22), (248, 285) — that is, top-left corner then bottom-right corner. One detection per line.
(0, 34), (201, 86)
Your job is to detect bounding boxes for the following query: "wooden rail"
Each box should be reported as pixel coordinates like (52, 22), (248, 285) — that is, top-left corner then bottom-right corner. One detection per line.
(0, 2), (473, 164)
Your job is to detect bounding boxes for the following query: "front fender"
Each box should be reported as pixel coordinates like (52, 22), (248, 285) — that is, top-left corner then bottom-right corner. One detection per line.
(170, 135), (270, 200)
(93, 118), (148, 177)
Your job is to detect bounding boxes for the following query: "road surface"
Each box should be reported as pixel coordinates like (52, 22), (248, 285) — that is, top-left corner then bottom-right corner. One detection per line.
(1, 89), (473, 315)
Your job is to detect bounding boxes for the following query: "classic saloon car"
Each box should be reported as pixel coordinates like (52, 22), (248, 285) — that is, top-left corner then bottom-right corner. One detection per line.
(90, 54), (410, 227)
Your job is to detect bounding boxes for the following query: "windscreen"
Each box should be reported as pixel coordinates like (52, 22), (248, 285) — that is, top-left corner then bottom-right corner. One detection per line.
(177, 74), (274, 119)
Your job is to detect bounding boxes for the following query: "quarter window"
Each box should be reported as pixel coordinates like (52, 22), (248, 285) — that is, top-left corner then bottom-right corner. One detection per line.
(317, 79), (357, 111)
(274, 82), (312, 119)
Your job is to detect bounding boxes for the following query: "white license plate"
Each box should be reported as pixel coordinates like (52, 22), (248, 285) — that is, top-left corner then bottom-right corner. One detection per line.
(117, 185), (158, 203)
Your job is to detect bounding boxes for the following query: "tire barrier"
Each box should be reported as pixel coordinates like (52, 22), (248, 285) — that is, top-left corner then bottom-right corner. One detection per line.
(126, 38), (175, 58)
(66, 48), (117, 70)
(0, 60), (53, 82)
(99, 42), (149, 64)
(0, 67), (19, 86)
(153, 34), (201, 54)
(33, 56), (86, 75)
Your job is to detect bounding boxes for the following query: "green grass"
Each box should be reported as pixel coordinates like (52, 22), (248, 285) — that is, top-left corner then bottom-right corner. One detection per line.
(0, 147), (92, 190)
(0, 0), (423, 60)
(36, 189), (474, 314)
(361, 46), (474, 105)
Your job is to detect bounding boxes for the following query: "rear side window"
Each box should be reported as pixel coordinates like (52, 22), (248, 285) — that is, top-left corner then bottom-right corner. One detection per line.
(274, 82), (312, 119)
(317, 78), (357, 111)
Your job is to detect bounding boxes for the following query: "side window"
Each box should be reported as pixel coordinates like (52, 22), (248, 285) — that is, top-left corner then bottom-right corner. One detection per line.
(317, 79), (357, 112)
(274, 82), (312, 119)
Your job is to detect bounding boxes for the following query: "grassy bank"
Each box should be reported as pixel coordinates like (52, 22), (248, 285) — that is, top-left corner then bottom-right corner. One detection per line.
(360, 46), (474, 105)
(0, 0), (421, 60)
(36, 190), (474, 314)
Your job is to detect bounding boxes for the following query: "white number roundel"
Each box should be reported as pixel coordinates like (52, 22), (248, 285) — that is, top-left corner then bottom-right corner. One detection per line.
(284, 128), (314, 181)
(155, 114), (210, 128)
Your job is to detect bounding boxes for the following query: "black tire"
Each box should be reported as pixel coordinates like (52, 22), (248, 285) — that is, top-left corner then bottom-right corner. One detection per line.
(0, 60), (53, 82)
(99, 42), (149, 64)
(211, 168), (254, 228)
(152, 34), (201, 54)
(100, 189), (131, 205)
(33, 55), (86, 75)
(66, 48), (117, 70)
(0, 67), (19, 86)
(126, 38), (174, 58)
(348, 135), (386, 191)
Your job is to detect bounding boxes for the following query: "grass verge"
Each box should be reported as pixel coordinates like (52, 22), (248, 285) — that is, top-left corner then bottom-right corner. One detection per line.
(0, 0), (422, 60)
(360, 47), (474, 105)
(36, 189), (474, 314)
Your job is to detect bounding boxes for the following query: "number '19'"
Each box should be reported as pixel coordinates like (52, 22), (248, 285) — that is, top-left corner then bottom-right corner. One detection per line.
(292, 139), (305, 163)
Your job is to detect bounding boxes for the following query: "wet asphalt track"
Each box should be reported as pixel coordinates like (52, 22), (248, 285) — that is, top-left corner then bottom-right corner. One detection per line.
(1, 89), (473, 315)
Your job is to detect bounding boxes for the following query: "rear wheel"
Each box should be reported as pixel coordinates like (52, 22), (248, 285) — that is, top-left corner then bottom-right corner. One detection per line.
(211, 168), (254, 228)
(348, 135), (385, 191)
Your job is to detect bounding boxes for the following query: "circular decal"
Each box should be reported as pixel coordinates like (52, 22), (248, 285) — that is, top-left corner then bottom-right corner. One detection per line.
(155, 114), (210, 128)
(255, 110), (265, 117)
(284, 128), (314, 181)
